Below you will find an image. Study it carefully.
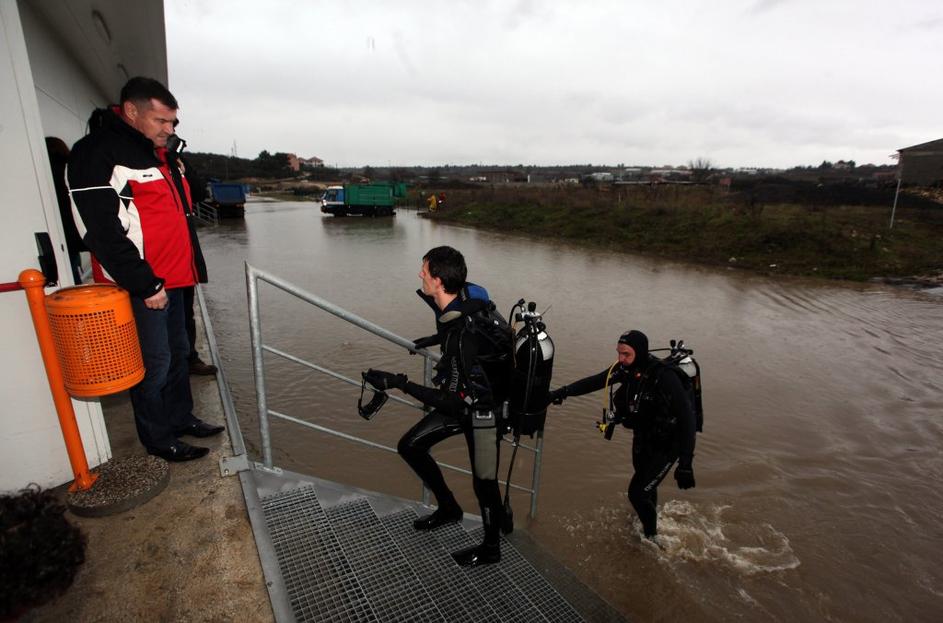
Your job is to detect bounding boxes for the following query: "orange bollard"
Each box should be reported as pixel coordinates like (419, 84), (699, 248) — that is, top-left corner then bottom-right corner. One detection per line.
(18, 269), (97, 492)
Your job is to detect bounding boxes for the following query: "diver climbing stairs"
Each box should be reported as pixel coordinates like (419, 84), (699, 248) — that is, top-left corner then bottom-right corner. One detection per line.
(259, 484), (602, 623)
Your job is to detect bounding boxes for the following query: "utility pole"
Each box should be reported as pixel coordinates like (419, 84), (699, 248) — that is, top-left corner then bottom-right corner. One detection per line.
(890, 156), (902, 229)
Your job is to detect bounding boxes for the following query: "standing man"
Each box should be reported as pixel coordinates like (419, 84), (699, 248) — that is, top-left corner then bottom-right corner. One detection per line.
(548, 330), (697, 540)
(180, 156), (217, 377)
(68, 77), (224, 462)
(364, 246), (509, 566)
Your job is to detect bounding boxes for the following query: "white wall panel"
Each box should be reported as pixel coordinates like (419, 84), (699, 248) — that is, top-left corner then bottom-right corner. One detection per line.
(0, 0), (111, 492)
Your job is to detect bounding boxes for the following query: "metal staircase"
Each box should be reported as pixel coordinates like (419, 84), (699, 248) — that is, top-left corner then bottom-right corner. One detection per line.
(260, 485), (586, 623)
(196, 272), (626, 622)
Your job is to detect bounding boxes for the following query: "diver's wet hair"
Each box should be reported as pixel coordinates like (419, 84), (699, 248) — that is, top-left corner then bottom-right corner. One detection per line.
(423, 246), (467, 294)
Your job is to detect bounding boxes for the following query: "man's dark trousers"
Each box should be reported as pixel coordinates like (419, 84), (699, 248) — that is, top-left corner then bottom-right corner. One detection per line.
(129, 288), (198, 450)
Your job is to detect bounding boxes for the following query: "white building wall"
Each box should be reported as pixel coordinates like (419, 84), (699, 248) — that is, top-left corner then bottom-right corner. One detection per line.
(0, 0), (111, 492)
(20, 3), (104, 146)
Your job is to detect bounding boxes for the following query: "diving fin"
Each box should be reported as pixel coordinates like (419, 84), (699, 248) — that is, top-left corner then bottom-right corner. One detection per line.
(357, 374), (389, 420)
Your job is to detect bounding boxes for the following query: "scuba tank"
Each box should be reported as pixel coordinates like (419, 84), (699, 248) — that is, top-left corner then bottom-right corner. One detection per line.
(658, 339), (703, 433)
(502, 300), (554, 534)
(508, 301), (554, 437)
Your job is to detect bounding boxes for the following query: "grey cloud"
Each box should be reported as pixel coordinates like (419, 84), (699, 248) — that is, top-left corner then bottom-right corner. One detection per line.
(165, 0), (940, 168)
(745, 0), (791, 16)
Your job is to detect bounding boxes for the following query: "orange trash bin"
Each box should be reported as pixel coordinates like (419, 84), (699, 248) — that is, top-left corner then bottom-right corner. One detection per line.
(44, 284), (145, 397)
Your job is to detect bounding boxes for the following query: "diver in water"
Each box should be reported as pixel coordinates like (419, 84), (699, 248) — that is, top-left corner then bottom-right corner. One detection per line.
(363, 246), (508, 566)
(548, 330), (696, 539)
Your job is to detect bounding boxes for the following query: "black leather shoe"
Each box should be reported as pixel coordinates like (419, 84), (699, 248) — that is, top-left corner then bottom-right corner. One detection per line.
(413, 506), (463, 531)
(189, 357), (218, 376)
(148, 441), (209, 462)
(451, 543), (501, 567)
(174, 420), (225, 438)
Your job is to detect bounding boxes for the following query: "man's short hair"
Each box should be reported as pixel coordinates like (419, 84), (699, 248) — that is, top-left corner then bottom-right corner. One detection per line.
(119, 77), (178, 110)
(423, 246), (467, 294)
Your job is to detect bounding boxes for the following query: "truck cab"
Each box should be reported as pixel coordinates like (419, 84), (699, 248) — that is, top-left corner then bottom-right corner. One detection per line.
(321, 185), (346, 215)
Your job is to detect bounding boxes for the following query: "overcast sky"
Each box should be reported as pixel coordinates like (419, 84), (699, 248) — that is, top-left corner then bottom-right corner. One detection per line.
(165, 0), (942, 169)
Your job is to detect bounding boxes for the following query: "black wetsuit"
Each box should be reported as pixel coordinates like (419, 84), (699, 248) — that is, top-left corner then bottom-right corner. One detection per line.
(397, 287), (506, 545)
(564, 357), (696, 537)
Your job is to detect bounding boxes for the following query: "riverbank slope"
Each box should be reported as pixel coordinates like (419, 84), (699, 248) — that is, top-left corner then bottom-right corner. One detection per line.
(426, 186), (943, 283)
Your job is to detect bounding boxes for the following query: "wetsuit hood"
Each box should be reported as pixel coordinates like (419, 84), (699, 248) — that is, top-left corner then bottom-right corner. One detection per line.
(618, 329), (649, 371)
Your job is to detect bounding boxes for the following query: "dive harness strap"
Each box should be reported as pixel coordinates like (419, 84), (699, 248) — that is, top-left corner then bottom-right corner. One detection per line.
(598, 361), (621, 439)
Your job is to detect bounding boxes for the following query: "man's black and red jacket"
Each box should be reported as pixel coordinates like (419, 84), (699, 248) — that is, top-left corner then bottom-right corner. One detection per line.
(67, 108), (206, 298)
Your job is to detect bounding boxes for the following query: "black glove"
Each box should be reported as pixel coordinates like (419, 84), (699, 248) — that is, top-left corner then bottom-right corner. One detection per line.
(412, 335), (439, 350)
(363, 369), (407, 391)
(547, 386), (568, 406)
(674, 464), (695, 490)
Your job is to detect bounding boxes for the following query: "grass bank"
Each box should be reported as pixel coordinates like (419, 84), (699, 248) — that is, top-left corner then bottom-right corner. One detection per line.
(427, 186), (943, 282)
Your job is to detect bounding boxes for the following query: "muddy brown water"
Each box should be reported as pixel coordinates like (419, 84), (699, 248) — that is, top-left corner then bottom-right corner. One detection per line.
(198, 200), (943, 622)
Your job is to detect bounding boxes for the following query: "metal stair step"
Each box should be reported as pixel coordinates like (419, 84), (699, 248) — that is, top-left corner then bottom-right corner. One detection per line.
(431, 521), (552, 623)
(381, 509), (501, 623)
(471, 527), (585, 623)
(260, 486), (377, 623)
(325, 498), (444, 623)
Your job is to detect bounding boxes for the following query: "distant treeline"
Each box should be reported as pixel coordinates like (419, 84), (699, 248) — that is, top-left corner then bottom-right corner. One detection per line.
(183, 150), (339, 181)
(181, 149), (902, 191)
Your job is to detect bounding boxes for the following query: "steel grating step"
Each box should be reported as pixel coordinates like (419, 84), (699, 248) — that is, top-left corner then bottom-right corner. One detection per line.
(432, 522), (551, 623)
(381, 509), (500, 623)
(260, 486), (377, 623)
(469, 527), (584, 623)
(260, 484), (587, 623)
(325, 498), (444, 623)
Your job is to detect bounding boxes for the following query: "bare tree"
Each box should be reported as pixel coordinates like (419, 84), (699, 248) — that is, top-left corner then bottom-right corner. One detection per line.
(688, 157), (713, 182)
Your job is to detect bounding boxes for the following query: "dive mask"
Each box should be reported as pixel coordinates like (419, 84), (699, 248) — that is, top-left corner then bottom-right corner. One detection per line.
(358, 373), (389, 420)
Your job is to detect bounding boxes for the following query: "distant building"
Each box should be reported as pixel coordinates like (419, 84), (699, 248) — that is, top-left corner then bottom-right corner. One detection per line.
(897, 139), (943, 186)
(286, 153), (300, 172)
(301, 156), (324, 168)
(650, 169), (692, 181)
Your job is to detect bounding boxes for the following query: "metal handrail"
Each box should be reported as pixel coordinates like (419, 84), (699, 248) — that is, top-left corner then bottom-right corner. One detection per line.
(245, 262), (545, 516)
(194, 200), (219, 226)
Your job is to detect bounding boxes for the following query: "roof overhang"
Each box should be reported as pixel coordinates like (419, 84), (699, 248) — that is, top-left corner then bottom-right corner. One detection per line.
(28, 0), (167, 99)
(897, 138), (943, 155)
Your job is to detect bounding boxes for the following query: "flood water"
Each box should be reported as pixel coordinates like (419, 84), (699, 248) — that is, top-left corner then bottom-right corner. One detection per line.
(198, 199), (943, 622)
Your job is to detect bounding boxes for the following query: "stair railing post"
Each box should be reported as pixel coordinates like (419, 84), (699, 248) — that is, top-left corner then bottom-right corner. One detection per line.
(247, 263), (274, 469)
(530, 430), (545, 518)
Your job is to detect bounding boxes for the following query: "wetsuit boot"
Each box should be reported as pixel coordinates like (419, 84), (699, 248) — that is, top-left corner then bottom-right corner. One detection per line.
(451, 505), (501, 567)
(413, 493), (463, 531)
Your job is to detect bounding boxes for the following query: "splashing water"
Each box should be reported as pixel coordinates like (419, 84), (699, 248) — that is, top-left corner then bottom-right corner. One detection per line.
(559, 499), (800, 577)
(649, 501), (800, 575)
